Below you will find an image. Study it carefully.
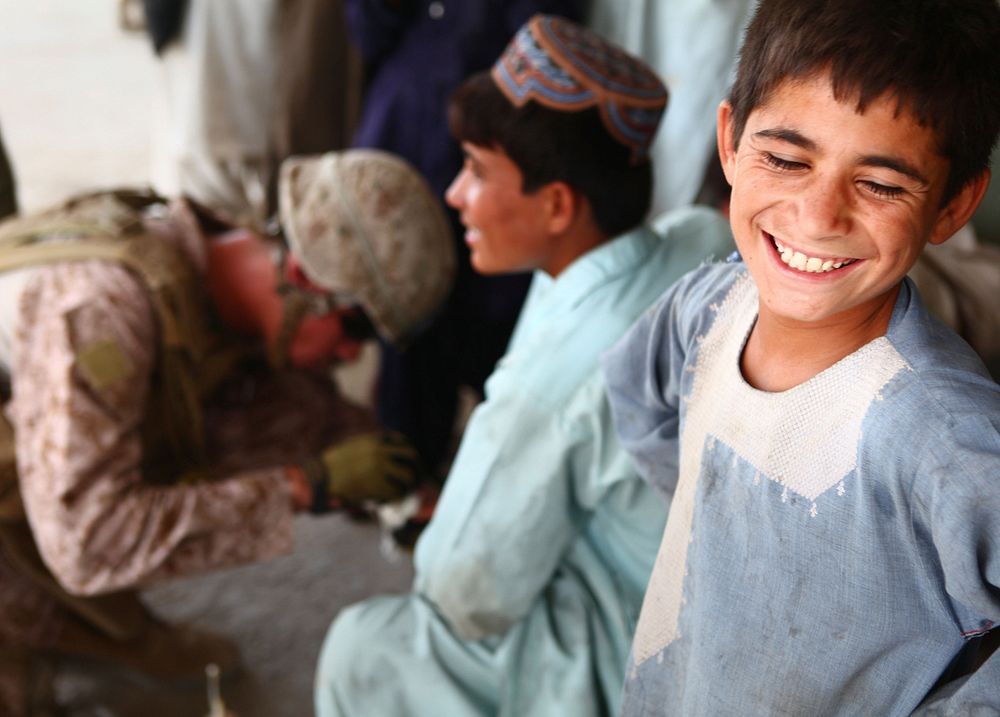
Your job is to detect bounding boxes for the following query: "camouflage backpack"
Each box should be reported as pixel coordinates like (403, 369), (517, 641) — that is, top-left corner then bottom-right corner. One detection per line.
(0, 189), (224, 520)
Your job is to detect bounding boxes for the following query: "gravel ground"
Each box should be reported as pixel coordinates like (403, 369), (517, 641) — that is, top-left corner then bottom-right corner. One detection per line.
(55, 516), (413, 717)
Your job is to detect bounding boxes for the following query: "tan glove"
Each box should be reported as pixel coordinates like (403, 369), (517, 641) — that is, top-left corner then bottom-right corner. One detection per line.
(303, 430), (422, 512)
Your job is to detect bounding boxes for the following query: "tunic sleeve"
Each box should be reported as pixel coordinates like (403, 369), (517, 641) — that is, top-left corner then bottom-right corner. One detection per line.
(603, 264), (738, 500)
(414, 372), (631, 641)
(910, 410), (1000, 713)
(602, 287), (689, 500)
(9, 261), (293, 596)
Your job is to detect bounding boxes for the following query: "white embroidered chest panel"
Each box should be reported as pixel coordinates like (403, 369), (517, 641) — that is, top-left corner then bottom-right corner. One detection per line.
(631, 272), (909, 667)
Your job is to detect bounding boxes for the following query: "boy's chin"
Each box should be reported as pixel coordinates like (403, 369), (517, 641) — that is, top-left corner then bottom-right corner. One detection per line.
(757, 283), (903, 330)
(469, 256), (508, 275)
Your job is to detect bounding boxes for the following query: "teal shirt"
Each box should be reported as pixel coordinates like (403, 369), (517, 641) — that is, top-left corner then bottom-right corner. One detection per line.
(316, 206), (734, 717)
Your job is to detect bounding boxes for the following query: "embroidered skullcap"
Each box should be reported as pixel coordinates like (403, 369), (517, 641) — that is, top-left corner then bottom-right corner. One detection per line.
(279, 150), (455, 344)
(492, 14), (667, 163)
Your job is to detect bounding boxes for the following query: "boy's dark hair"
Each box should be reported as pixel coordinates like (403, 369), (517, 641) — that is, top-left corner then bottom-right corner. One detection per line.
(729, 0), (1000, 203)
(448, 73), (653, 238)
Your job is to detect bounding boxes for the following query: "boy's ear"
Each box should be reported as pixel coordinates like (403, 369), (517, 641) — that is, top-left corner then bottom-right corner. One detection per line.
(929, 169), (991, 246)
(717, 100), (737, 186)
(543, 181), (578, 235)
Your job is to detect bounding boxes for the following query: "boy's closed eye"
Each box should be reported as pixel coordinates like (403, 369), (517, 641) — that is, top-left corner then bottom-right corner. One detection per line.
(857, 179), (904, 199)
(760, 150), (912, 201)
(761, 152), (808, 172)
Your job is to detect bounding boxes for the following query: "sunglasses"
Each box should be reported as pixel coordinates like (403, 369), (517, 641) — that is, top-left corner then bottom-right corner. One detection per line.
(272, 242), (380, 344)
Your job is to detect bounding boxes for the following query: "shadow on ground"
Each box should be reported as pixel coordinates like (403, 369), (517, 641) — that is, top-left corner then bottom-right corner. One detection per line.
(55, 516), (413, 716)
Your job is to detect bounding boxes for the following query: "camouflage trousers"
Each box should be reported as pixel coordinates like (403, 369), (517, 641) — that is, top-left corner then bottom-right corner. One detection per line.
(0, 519), (154, 716)
(0, 541), (65, 716)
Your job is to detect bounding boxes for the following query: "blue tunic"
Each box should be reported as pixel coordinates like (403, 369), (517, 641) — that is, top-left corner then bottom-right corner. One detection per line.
(346, 0), (582, 198)
(315, 208), (734, 717)
(604, 261), (1000, 716)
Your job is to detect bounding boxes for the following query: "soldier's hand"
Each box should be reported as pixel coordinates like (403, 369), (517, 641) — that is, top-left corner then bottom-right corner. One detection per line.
(303, 431), (422, 511)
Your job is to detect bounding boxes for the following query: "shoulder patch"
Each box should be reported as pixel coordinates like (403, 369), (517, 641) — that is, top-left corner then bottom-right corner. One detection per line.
(76, 339), (134, 389)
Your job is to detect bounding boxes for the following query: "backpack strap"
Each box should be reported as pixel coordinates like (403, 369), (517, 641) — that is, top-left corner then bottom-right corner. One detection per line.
(0, 194), (218, 474)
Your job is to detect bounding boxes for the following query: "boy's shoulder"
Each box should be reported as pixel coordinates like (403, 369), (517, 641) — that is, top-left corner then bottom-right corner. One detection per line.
(885, 279), (999, 405)
(868, 280), (1000, 469)
(501, 213), (734, 408)
(641, 257), (751, 344)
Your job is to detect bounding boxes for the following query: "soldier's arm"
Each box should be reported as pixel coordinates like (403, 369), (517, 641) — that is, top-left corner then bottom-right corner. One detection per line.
(10, 260), (294, 595)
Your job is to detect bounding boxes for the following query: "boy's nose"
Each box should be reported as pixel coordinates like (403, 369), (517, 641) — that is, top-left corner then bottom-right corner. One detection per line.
(797, 176), (853, 240)
(444, 171), (466, 210)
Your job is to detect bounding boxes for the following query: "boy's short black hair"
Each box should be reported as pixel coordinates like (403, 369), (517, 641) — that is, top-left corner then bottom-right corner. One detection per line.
(448, 73), (653, 238)
(729, 0), (1000, 203)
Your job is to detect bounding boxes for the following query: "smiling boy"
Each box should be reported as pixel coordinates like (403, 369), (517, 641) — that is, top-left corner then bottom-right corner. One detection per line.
(603, 0), (1000, 714)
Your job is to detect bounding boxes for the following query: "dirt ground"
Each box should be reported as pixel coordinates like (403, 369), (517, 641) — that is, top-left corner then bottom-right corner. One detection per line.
(0, 2), (412, 715)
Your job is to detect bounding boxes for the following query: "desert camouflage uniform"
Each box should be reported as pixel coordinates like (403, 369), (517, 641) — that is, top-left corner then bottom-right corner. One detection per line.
(0, 194), (372, 714)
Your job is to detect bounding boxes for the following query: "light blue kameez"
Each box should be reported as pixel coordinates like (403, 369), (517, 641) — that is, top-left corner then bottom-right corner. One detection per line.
(586, 0), (756, 216)
(314, 208), (733, 717)
(604, 261), (1000, 716)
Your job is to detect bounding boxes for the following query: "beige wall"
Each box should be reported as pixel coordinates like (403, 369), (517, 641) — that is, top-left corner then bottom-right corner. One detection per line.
(0, 0), (155, 212)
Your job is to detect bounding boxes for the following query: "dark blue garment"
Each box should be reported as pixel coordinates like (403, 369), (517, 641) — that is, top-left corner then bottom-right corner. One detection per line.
(346, 0), (582, 198)
(345, 0), (583, 471)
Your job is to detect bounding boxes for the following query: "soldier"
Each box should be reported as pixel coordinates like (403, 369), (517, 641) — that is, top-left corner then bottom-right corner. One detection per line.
(0, 149), (454, 715)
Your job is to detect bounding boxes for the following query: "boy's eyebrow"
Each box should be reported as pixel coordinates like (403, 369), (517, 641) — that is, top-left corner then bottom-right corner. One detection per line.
(753, 128), (929, 185)
(753, 128), (816, 150)
(462, 147), (482, 163)
(857, 155), (929, 186)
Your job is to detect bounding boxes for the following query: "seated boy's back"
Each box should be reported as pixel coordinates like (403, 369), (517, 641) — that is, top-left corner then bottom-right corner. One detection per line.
(416, 206), (731, 641)
(604, 0), (1000, 714)
(314, 16), (734, 716)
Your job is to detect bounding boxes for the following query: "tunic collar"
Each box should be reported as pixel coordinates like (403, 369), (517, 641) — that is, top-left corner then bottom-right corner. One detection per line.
(510, 224), (659, 347)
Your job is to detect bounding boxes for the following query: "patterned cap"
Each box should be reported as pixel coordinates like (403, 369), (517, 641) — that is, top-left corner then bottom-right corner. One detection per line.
(492, 14), (667, 163)
(278, 150), (455, 344)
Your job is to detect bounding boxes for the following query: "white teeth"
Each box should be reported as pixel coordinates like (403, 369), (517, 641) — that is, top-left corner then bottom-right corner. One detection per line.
(770, 235), (854, 273)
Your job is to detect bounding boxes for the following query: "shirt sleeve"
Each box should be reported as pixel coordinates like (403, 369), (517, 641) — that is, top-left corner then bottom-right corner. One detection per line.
(602, 264), (734, 500)
(910, 410), (1000, 714)
(9, 261), (293, 596)
(601, 289), (689, 501)
(413, 371), (631, 641)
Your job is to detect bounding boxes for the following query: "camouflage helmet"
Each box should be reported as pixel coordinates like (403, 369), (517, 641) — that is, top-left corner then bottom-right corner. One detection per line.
(278, 150), (455, 344)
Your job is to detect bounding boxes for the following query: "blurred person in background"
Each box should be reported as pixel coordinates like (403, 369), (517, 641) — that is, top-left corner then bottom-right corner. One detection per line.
(0, 126), (16, 221)
(146, 0), (363, 226)
(0, 150), (452, 716)
(344, 0), (584, 486)
(270, 0), (364, 211)
(584, 0), (756, 218)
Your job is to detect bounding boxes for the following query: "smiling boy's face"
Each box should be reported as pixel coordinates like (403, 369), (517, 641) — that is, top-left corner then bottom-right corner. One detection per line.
(445, 142), (558, 276)
(718, 71), (986, 336)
